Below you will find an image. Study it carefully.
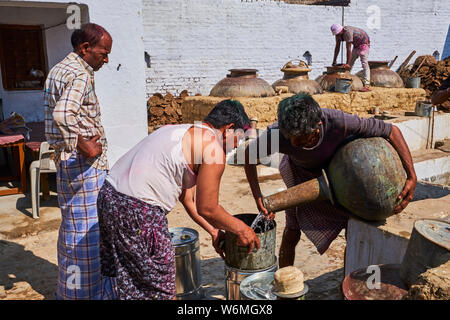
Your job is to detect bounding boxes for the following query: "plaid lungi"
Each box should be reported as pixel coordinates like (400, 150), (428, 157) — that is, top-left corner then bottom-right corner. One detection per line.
(278, 154), (349, 254)
(56, 150), (117, 299)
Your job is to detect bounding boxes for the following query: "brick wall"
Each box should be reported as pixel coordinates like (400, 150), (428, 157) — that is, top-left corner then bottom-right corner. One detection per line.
(142, 0), (450, 97)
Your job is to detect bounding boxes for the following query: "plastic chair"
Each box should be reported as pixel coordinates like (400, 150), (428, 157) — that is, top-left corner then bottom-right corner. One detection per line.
(30, 141), (56, 219)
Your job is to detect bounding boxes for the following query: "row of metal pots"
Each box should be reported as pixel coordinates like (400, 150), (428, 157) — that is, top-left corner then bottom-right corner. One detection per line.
(209, 61), (405, 97)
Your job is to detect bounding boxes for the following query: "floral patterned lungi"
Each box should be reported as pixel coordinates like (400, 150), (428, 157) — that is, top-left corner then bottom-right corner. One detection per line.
(97, 180), (176, 300)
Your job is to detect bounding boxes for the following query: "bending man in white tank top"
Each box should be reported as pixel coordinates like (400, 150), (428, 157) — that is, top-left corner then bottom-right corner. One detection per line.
(97, 99), (261, 300)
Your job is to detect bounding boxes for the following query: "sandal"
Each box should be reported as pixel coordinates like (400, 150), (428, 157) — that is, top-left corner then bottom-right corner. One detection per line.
(359, 86), (371, 92)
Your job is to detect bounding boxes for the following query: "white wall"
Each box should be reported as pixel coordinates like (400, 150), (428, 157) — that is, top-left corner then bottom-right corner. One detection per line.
(142, 0), (450, 96)
(2, 0), (148, 166)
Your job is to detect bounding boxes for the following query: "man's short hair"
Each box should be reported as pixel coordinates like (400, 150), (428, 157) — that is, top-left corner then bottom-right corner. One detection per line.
(71, 23), (110, 50)
(204, 99), (250, 130)
(278, 93), (322, 136)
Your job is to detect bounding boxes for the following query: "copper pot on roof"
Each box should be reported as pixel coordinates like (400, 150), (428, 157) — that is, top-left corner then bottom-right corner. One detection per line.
(272, 60), (323, 95)
(315, 64), (364, 92)
(355, 61), (404, 88)
(209, 69), (275, 98)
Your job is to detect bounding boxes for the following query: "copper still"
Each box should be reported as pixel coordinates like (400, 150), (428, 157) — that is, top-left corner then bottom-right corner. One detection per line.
(315, 65), (364, 92)
(355, 61), (404, 88)
(272, 61), (323, 95)
(210, 69), (275, 97)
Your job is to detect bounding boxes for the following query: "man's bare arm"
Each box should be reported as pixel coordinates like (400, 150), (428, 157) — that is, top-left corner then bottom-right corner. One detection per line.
(431, 87), (450, 105)
(332, 37), (341, 65)
(388, 125), (417, 213)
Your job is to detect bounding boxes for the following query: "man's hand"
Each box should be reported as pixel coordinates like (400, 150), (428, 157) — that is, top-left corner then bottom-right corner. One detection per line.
(256, 196), (275, 221)
(77, 135), (103, 158)
(394, 177), (417, 214)
(211, 229), (226, 260)
(236, 226), (261, 254)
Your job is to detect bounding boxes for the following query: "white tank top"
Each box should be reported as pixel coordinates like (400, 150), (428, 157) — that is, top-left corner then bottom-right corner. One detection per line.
(106, 123), (216, 212)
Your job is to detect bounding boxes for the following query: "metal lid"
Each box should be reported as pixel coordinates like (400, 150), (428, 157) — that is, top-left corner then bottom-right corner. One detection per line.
(240, 271), (277, 300)
(414, 219), (450, 250)
(169, 227), (199, 246)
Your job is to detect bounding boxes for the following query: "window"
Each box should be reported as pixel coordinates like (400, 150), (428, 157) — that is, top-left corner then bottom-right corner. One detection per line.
(0, 24), (47, 91)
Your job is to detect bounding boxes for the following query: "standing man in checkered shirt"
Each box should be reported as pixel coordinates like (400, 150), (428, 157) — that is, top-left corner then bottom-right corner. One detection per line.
(44, 23), (116, 299)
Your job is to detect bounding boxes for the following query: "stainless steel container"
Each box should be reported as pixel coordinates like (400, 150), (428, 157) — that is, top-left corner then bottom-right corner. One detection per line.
(415, 101), (433, 117)
(240, 271), (309, 300)
(225, 259), (278, 300)
(170, 227), (203, 300)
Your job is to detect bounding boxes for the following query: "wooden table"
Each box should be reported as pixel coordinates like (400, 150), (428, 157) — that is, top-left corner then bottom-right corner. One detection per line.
(0, 133), (27, 196)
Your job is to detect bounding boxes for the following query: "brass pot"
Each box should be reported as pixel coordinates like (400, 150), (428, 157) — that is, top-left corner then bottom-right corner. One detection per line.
(272, 64), (323, 95)
(355, 61), (404, 88)
(210, 69), (275, 97)
(315, 65), (364, 91)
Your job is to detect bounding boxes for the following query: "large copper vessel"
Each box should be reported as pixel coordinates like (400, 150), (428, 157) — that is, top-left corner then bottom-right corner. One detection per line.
(355, 61), (404, 88)
(272, 61), (323, 95)
(315, 65), (364, 91)
(210, 69), (275, 97)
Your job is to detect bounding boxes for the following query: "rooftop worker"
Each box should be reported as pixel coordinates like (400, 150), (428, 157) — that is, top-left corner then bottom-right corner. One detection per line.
(431, 75), (450, 111)
(244, 93), (417, 268)
(44, 23), (115, 299)
(97, 100), (260, 300)
(331, 23), (371, 92)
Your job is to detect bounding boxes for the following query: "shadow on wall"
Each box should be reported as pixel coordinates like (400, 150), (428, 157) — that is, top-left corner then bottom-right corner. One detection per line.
(0, 240), (58, 300)
(442, 24), (450, 60)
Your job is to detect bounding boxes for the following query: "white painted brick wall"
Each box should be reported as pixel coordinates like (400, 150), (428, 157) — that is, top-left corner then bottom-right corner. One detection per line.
(142, 0), (450, 96)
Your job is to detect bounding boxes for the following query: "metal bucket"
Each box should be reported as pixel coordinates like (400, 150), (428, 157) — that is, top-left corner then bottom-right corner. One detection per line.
(225, 260), (278, 300)
(405, 77), (421, 88)
(335, 78), (352, 93)
(224, 213), (277, 270)
(170, 227), (203, 300)
(415, 101), (433, 117)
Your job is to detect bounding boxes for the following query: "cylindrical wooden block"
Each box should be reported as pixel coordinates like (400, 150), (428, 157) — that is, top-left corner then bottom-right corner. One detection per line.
(262, 177), (328, 213)
(400, 219), (450, 287)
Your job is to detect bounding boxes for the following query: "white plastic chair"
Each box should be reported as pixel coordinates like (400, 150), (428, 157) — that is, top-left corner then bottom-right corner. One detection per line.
(30, 141), (56, 219)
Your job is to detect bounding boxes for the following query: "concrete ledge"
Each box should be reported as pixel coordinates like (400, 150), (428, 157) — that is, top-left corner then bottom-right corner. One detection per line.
(345, 184), (450, 276)
(182, 87), (426, 128)
(413, 149), (450, 185)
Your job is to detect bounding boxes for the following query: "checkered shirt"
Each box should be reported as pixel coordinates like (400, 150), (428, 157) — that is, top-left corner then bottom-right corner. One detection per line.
(44, 52), (108, 170)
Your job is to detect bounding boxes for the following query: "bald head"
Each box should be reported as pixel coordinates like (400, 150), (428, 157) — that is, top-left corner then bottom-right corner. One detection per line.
(71, 23), (112, 71)
(71, 23), (111, 51)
